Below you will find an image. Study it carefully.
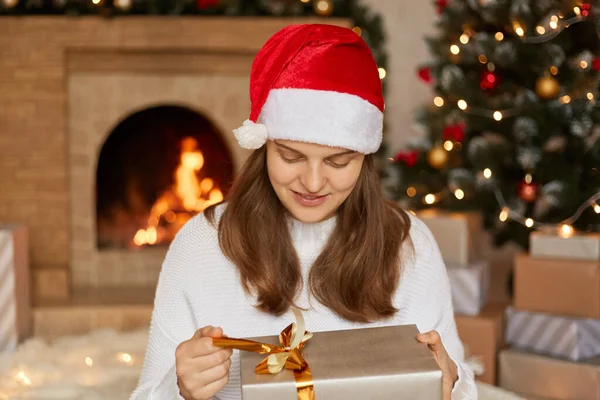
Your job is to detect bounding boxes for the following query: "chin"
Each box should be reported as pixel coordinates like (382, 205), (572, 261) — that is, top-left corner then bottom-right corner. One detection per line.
(287, 205), (334, 223)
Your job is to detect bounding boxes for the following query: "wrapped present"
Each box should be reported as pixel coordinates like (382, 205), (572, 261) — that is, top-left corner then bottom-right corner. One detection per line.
(417, 209), (482, 266)
(447, 260), (490, 316)
(530, 230), (600, 261)
(499, 349), (600, 400)
(455, 303), (506, 385)
(214, 309), (442, 400)
(505, 307), (600, 361)
(514, 253), (600, 319)
(0, 224), (31, 353)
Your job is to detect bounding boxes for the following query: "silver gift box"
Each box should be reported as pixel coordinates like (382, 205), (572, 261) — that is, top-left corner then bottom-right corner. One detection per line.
(447, 260), (490, 316)
(240, 324), (442, 400)
(506, 307), (600, 361)
(530, 231), (600, 261)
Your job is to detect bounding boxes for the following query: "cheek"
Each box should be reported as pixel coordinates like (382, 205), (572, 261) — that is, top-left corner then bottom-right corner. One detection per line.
(267, 156), (297, 186)
(328, 164), (362, 192)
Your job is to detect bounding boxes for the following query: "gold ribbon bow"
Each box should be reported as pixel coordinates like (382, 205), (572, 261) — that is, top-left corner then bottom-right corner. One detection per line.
(212, 308), (315, 400)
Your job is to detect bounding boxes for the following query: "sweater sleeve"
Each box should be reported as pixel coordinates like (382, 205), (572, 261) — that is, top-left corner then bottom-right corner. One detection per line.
(406, 217), (478, 400)
(130, 216), (204, 400)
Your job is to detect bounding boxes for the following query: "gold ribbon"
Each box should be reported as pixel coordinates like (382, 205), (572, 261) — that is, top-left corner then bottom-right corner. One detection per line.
(212, 308), (315, 400)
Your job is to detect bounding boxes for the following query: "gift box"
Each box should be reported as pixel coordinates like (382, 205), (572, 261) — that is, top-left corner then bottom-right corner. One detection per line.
(447, 260), (490, 316)
(417, 209), (482, 266)
(455, 303), (506, 385)
(0, 224), (31, 353)
(530, 230), (600, 261)
(499, 349), (600, 400)
(505, 307), (600, 362)
(514, 253), (600, 319)
(216, 319), (442, 400)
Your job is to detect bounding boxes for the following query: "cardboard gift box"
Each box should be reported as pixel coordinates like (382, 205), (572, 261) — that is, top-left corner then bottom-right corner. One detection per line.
(505, 307), (600, 362)
(514, 253), (600, 319)
(499, 349), (600, 400)
(0, 224), (31, 352)
(216, 320), (442, 400)
(530, 230), (600, 261)
(447, 260), (490, 316)
(455, 303), (506, 385)
(417, 209), (482, 266)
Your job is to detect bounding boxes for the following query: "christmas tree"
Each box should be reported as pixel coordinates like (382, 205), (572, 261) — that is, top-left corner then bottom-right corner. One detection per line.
(386, 0), (600, 249)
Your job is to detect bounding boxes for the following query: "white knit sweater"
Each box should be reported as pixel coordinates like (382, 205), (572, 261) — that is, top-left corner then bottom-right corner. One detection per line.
(130, 204), (477, 399)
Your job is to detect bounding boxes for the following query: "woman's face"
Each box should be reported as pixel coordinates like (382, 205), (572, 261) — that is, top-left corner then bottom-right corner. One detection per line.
(266, 140), (365, 223)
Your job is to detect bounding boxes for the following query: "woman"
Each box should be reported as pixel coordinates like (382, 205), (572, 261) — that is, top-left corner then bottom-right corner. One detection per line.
(131, 24), (477, 400)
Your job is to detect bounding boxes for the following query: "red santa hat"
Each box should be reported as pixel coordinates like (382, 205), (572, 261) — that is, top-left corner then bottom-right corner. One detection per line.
(233, 24), (384, 154)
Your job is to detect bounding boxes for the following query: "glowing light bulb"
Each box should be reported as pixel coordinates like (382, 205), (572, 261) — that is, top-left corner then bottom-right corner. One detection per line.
(457, 99), (468, 110)
(378, 67), (386, 80)
(434, 96), (445, 107)
(352, 26), (362, 36)
(581, 60), (588, 69)
(549, 20), (558, 29)
(443, 140), (454, 151)
(550, 66), (558, 75)
(406, 187), (417, 197)
(536, 26), (546, 34)
(85, 357), (93, 366)
(525, 218), (534, 228)
(454, 189), (465, 200)
(574, 6), (581, 16)
(495, 32), (504, 41)
(560, 95), (571, 104)
(559, 224), (574, 238)
(493, 111), (503, 121)
(525, 173), (533, 184)
(424, 194), (436, 205)
(483, 168), (492, 178)
(450, 45), (460, 55)
(515, 27), (525, 37)
(460, 34), (470, 44)
(594, 203), (600, 213)
(478, 55), (488, 64)
(587, 92), (594, 100)
(499, 208), (508, 222)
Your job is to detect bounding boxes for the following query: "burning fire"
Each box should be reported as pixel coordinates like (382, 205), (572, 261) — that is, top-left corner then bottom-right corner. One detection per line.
(133, 137), (224, 246)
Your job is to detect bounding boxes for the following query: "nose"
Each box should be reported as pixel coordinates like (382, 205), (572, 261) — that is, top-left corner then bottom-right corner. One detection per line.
(299, 163), (326, 194)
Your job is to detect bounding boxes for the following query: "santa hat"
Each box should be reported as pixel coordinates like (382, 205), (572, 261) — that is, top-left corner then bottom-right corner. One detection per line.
(233, 24), (384, 154)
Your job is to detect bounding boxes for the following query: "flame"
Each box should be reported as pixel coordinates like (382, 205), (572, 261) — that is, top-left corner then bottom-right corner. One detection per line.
(133, 137), (223, 247)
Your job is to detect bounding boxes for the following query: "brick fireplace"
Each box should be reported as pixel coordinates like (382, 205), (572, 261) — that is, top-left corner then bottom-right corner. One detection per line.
(0, 17), (349, 311)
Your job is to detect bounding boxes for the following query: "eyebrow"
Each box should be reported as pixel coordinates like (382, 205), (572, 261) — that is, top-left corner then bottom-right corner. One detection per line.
(274, 141), (356, 157)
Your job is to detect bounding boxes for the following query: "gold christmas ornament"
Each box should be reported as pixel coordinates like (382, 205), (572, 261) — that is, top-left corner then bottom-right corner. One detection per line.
(427, 146), (449, 169)
(535, 75), (560, 100)
(313, 0), (333, 16)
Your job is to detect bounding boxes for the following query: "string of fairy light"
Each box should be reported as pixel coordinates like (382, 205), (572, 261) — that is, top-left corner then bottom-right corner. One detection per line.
(400, 3), (600, 236)
(437, 5), (598, 122)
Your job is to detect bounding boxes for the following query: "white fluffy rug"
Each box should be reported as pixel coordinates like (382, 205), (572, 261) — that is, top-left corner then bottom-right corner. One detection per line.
(0, 328), (523, 400)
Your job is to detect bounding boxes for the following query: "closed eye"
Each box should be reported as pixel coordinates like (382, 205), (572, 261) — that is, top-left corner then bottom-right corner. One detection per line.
(326, 159), (350, 168)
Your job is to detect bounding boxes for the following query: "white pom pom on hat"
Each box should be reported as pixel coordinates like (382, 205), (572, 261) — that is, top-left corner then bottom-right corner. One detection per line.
(232, 24), (384, 154)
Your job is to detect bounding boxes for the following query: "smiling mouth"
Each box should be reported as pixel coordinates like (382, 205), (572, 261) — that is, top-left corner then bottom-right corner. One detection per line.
(292, 191), (327, 200)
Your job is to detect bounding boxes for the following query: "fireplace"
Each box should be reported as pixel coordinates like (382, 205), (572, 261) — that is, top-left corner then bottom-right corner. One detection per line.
(96, 105), (233, 249)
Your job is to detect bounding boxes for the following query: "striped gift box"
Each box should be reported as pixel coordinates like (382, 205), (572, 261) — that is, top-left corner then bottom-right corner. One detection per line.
(506, 307), (600, 361)
(0, 224), (30, 353)
(447, 261), (490, 316)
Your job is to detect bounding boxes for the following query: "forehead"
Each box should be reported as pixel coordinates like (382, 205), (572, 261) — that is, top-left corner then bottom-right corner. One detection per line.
(273, 140), (355, 156)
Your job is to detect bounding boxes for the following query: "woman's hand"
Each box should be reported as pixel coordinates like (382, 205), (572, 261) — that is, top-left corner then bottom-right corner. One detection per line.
(416, 330), (458, 400)
(175, 326), (233, 400)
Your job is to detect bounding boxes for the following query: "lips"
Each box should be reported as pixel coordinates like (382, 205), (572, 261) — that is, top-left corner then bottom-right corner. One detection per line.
(291, 190), (328, 207)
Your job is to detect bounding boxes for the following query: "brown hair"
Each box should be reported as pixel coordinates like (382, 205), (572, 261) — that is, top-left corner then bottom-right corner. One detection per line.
(205, 147), (412, 323)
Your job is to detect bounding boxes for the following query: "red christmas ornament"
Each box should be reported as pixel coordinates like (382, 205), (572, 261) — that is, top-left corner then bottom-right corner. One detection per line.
(580, 3), (591, 17)
(418, 67), (433, 84)
(480, 70), (500, 91)
(442, 123), (465, 142)
(196, 0), (219, 9)
(592, 58), (600, 71)
(394, 150), (419, 167)
(436, 0), (449, 14)
(517, 179), (540, 203)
